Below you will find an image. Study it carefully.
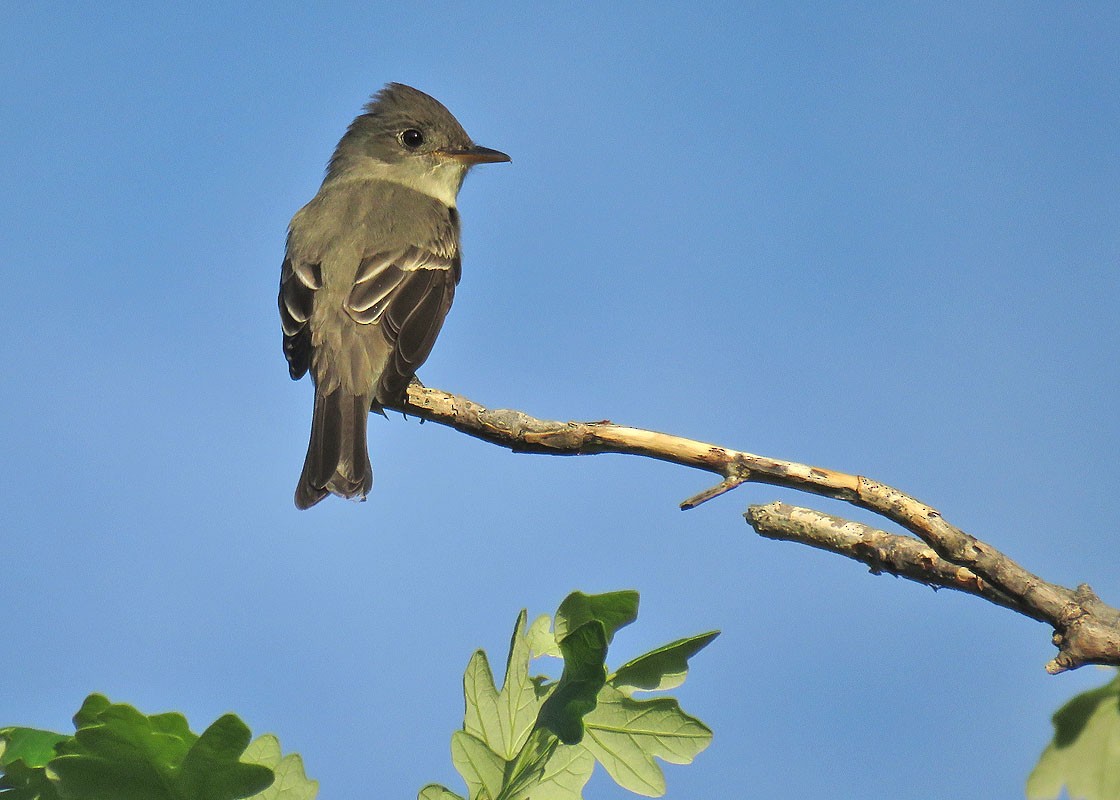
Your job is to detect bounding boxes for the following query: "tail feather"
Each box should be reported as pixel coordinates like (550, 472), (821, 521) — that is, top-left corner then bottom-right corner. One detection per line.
(295, 387), (373, 509)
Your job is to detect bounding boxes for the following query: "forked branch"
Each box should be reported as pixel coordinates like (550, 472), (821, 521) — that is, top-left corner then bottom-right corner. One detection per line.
(390, 383), (1120, 674)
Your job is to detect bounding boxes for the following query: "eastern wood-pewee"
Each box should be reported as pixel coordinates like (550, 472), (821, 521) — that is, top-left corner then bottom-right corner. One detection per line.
(279, 83), (509, 508)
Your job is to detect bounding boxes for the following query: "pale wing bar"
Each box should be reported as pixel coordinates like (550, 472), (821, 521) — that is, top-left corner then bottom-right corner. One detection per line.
(346, 247), (459, 403)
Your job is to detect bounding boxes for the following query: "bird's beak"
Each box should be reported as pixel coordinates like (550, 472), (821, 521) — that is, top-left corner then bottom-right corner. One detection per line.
(437, 144), (511, 165)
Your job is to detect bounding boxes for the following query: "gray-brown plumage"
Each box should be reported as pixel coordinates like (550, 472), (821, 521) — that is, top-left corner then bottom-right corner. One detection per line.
(279, 84), (509, 509)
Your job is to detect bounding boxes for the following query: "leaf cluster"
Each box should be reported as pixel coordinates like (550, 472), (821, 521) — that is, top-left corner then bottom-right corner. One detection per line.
(0, 695), (316, 800)
(420, 590), (718, 800)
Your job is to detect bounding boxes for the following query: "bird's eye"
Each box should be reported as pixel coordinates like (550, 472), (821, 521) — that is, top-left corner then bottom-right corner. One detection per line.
(400, 128), (425, 149)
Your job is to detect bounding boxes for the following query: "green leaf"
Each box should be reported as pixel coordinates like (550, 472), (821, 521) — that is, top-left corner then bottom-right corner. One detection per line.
(70, 698), (110, 732)
(462, 611), (545, 760)
(174, 715), (274, 800)
(610, 631), (720, 694)
(580, 684), (712, 797)
(0, 757), (59, 800)
(28, 697), (274, 800)
(241, 735), (318, 800)
(523, 744), (594, 800)
(496, 611), (545, 759)
(1027, 670), (1120, 800)
(554, 592), (638, 645)
(432, 591), (717, 800)
(47, 753), (166, 800)
(417, 785), (465, 800)
(537, 622), (608, 745)
(462, 649), (503, 756)
(526, 615), (560, 660)
(499, 727), (558, 800)
(49, 699), (198, 800)
(0, 729), (69, 769)
(451, 731), (504, 800)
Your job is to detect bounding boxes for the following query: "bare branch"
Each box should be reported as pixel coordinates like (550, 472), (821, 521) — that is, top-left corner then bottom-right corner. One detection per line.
(390, 383), (1120, 673)
(745, 501), (1039, 618)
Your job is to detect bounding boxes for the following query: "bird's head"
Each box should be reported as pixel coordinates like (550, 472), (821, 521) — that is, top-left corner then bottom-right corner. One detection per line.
(327, 83), (510, 205)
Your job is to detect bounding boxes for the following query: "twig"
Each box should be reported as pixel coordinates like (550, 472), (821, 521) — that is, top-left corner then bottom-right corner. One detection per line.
(680, 475), (749, 510)
(389, 383), (1120, 673)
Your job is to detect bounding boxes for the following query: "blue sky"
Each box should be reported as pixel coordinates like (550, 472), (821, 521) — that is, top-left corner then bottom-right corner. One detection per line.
(2, 3), (1118, 798)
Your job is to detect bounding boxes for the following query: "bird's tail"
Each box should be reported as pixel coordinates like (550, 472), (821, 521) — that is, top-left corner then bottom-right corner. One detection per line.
(295, 386), (373, 509)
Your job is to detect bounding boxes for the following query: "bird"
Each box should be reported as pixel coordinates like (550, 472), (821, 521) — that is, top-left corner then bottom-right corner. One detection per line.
(279, 83), (510, 509)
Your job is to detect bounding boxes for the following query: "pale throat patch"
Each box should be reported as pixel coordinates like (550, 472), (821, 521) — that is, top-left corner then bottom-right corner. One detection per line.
(354, 158), (464, 207)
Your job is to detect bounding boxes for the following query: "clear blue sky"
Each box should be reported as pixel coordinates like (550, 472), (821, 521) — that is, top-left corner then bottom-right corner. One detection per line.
(3, 3), (1118, 798)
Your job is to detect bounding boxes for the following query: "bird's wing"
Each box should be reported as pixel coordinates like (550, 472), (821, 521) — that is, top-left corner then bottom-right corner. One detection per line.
(346, 245), (460, 403)
(279, 256), (322, 380)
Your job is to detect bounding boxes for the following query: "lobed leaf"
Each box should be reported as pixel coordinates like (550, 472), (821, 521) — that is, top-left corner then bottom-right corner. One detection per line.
(173, 714), (274, 800)
(462, 650), (503, 755)
(1, 696), (286, 800)
(450, 731), (504, 800)
(496, 611), (544, 759)
(241, 736), (318, 800)
(500, 727), (559, 800)
(537, 622), (608, 745)
(49, 698), (198, 800)
(0, 757), (59, 800)
(523, 744), (594, 800)
(610, 631), (720, 694)
(463, 611), (548, 761)
(579, 685), (712, 797)
(554, 592), (638, 646)
(526, 615), (560, 660)
(417, 785), (464, 800)
(0, 730), (69, 770)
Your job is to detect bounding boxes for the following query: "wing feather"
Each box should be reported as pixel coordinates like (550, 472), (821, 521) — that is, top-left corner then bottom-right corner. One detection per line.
(347, 248), (457, 323)
(342, 247), (458, 403)
(279, 257), (321, 379)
